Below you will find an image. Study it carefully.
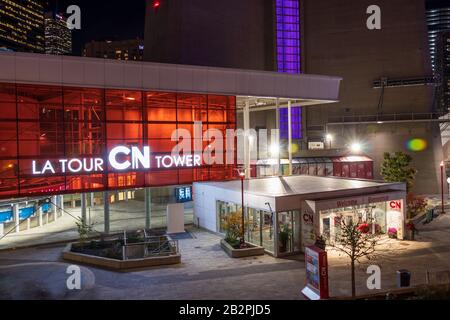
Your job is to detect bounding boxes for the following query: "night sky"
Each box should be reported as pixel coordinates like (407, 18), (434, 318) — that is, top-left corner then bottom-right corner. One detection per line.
(45, 0), (147, 55)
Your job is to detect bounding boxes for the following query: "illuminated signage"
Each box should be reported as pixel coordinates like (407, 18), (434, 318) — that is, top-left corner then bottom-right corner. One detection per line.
(31, 146), (201, 175)
(175, 186), (193, 203)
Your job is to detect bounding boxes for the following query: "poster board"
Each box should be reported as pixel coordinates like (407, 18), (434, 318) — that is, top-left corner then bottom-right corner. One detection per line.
(301, 245), (329, 300)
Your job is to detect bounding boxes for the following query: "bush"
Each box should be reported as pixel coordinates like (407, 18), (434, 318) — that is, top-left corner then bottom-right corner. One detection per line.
(407, 193), (428, 219)
(222, 210), (245, 247)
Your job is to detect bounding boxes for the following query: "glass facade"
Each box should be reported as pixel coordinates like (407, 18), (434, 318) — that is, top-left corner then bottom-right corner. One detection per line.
(275, 0), (301, 74)
(217, 200), (291, 256)
(0, 83), (237, 200)
(319, 202), (390, 242)
(279, 106), (302, 139)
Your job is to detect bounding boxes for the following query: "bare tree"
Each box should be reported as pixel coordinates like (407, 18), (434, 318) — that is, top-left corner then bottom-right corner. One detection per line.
(327, 218), (380, 298)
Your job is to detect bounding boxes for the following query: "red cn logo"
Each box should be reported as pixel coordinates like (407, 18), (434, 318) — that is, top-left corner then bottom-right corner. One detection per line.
(389, 201), (401, 210)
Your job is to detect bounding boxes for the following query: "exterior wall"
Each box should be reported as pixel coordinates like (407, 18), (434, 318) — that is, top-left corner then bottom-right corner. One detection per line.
(303, 0), (443, 194)
(144, 0), (276, 71)
(193, 183), (275, 233)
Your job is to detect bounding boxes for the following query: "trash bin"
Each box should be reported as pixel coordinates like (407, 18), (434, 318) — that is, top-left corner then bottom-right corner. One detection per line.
(397, 270), (411, 288)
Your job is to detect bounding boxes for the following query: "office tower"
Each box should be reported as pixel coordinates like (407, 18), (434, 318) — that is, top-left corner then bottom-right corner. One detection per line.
(0, 0), (44, 53)
(426, 0), (450, 71)
(44, 12), (71, 55)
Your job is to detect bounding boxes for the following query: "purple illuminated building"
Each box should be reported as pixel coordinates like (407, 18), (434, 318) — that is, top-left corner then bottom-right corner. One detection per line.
(276, 0), (301, 74)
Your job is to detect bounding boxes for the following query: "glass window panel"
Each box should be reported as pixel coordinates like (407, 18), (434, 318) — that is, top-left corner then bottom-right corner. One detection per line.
(106, 89), (142, 107)
(148, 124), (176, 139)
(0, 83), (16, 102)
(19, 176), (66, 196)
(148, 139), (178, 153)
(146, 170), (179, 186)
(0, 102), (16, 119)
(107, 123), (142, 140)
(17, 84), (62, 104)
(63, 87), (104, 106)
(148, 108), (177, 122)
(177, 93), (206, 109)
(146, 92), (176, 108)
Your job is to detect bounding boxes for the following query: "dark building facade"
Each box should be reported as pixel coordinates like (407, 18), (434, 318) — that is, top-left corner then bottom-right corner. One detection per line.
(0, 0), (44, 53)
(303, 0), (443, 194)
(144, 0), (278, 71)
(84, 39), (144, 61)
(144, 0), (444, 194)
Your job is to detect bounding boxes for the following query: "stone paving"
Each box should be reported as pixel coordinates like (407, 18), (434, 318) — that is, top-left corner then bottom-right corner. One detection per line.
(1, 221), (450, 300)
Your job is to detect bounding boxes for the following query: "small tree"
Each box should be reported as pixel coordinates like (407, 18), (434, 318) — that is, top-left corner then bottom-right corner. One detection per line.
(222, 211), (244, 248)
(327, 218), (380, 298)
(381, 152), (417, 193)
(75, 217), (93, 243)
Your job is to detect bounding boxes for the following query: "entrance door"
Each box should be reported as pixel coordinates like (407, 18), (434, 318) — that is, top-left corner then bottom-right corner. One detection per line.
(277, 211), (301, 255)
(246, 209), (274, 255)
(261, 211), (274, 254)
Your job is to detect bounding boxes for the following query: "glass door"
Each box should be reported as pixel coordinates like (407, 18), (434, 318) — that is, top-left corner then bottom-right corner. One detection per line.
(247, 208), (261, 247)
(277, 211), (301, 255)
(245, 208), (274, 255)
(261, 210), (274, 254)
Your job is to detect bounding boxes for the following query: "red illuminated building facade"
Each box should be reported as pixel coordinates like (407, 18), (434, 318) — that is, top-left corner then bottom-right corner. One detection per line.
(0, 83), (236, 199)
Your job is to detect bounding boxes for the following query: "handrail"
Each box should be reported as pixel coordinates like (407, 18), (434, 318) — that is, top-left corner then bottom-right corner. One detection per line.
(122, 237), (179, 260)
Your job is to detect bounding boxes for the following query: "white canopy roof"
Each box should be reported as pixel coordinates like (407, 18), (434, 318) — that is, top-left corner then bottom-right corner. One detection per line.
(195, 175), (406, 199)
(0, 52), (342, 103)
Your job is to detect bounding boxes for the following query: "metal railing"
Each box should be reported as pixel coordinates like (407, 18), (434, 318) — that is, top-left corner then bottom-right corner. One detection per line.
(122, 236), (179, 260)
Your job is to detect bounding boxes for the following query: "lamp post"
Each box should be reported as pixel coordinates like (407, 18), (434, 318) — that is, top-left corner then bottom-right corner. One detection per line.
(441, 161), (445, 214)
(236, 167), (247, 246)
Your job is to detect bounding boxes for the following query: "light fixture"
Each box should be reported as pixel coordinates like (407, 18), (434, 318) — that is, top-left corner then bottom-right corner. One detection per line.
(350, 142), (362, 153)
(270, 143), (279, 157)
(326, 134), (333, 141)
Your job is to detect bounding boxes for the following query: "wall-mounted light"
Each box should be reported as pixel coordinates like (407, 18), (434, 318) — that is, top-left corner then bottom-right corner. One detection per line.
(350, 142), (362, 154)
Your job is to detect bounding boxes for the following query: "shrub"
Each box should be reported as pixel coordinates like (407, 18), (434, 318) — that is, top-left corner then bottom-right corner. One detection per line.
(222, 210), (245, 247)
(407, 193), (428, 219)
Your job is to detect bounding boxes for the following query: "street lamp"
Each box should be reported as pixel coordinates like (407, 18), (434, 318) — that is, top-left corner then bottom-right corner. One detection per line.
(441, 161), (446, 214)
(236, 167), (247, 246)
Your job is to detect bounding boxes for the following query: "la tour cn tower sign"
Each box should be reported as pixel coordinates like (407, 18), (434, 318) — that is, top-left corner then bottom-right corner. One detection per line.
(31, 146), (202, 175)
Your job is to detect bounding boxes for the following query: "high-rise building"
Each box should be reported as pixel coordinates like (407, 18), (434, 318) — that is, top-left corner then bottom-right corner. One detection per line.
(44, 12), (71, 55)
(83, 38), (144, 61)
(0, 0), (44, 53)
(435, 31), (450, 112)
(426, 0), (450, 71)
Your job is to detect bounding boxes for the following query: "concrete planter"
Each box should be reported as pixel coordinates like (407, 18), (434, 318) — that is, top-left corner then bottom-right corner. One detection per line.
(62, 243), (181, 270)
(220, 239), (264, 258)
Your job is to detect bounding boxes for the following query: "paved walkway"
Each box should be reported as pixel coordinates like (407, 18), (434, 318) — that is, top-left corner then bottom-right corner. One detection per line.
(1, 223), (450, 299)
